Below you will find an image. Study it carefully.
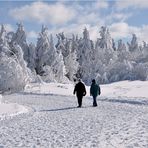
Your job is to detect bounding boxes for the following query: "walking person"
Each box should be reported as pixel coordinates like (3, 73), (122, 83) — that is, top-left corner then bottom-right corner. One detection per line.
(73, 79), (86, 108)
(90, 79), (101, 107)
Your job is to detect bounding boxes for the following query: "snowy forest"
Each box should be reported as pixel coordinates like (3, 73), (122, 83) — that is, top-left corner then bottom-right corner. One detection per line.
(0, 23), (148, 92)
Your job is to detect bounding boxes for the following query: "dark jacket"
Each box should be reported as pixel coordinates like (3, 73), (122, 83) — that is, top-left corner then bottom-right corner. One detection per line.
(90, 82), (100, 97)
(73, 81), (86, 97)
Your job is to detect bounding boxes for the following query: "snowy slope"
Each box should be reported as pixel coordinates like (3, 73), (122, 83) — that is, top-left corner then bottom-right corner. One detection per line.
(25, 80), (148, 98)
(101, 80), (148, 98)
(0, 81), (148, 147)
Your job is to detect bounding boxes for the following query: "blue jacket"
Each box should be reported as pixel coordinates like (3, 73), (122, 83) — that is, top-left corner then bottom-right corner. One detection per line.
(90, 82), (100, 97)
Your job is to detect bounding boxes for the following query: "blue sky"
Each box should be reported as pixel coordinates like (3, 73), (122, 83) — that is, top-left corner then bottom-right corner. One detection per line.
(0, 0), (148, 43)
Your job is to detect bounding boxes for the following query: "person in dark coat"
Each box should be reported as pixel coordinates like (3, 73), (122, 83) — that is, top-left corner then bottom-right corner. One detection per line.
(73, 79), (86, 107)
(90, 79), (101, 107)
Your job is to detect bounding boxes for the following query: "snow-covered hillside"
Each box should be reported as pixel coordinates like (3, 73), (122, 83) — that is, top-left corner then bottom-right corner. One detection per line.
(0, 81), (148, 147)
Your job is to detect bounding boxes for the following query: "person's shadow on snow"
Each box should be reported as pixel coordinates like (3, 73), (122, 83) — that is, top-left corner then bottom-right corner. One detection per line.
(39, 107), (77, 112)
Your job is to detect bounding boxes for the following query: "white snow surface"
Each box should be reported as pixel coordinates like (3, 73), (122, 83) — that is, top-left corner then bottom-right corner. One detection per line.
(0, 94), (28, 120)
(101, 80), (148, 98)
(0, 80), (148, 147)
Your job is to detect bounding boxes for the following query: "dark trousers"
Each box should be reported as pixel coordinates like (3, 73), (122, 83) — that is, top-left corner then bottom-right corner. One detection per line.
(77, 95), (83, 107)
(93, 96), (97, 106)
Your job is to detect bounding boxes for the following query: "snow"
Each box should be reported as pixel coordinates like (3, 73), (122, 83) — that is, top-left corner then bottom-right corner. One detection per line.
(0, 80), (148, 147)
(0, 94), (28, 120)
(0, 103), (28, 120)
(101, 80), (148, 98)
(26, 80), (148, 98)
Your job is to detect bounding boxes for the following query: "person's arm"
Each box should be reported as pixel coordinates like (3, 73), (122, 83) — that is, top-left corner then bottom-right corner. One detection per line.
(84, 86), (86, 96)
(90, 86), (92, 96)
(73, 85), (77, 95)
(98, 85), (101, 95)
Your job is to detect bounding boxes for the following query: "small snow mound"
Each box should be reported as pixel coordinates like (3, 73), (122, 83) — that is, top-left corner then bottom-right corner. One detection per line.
(0, 103), (28, 120)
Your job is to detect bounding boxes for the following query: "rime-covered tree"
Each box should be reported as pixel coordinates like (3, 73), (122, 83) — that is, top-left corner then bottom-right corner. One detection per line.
(35, 27), (67, 82)
(0, 24), (7, 46)
(116, 39), (129, 62)
(64, 38), (79, 81)
(0, 25), (29, 92)
(127, 34), (143, 63)
(94, 26), (114, 83)
(28, 43), (36, 71)
(56, 32), (68, 56)
(35, 25), (50, 75)
(127, 34), (139, 52)
(45, 34), (57, 66)
(51, 50), (67, 83)
(97, 26), (113, 51)
(77, 28), (94, 84)
(56, 33), (79, 81)
(10, 23), (30, 63)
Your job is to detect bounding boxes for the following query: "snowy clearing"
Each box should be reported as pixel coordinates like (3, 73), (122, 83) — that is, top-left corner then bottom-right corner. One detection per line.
(0, 81), (148, 147)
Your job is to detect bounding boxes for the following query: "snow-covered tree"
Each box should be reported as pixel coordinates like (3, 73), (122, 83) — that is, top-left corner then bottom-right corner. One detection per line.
(77, 28), (94, 84)
(35, 27), (67, 83)
(94, 26), (114, 83)
(116, 39), (129, 62)
(1, 22), (148, 86)
(127, 34), (139, 52)
(0, 26), (29, 92)
(28, 43), (36, 71)
(0, 52), (27, 92)
(46, 34), (59, 66)
(51, 50), (67, 83)
(0, 24), (7, 46)
(35, 25), (50, 75)
(64, 41), (79, 81)
(10, 23), (30, 63)
(97, 26), (113, 51)
(55, 33), (79, 81)
(56, 32), (67, 56)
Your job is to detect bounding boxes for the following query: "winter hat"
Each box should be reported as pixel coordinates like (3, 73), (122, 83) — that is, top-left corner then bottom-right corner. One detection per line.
(92, 79), (96, 83)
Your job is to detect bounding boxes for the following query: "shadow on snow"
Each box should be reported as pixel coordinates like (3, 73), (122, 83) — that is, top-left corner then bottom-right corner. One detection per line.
(99, 98), (148, 106)
(39, 107), (77, 112)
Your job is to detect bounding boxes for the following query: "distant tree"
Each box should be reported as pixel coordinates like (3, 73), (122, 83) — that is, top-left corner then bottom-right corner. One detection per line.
(35, 25), (50, 75)
(28, 43), (36, 71)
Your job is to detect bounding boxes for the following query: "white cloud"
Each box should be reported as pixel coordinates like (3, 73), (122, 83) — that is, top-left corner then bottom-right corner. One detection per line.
(106, 12), (132, 23)
(43, 21), (148, 44)
(8, 1), (148, 44)
(3, 24), (14, 32)
(94, 0), (109, 9)
(48, 24), (100, 41)
(115, 0), (148, 10)
(27, 30), (38, 39)
(136, 25), (148, 43)
(77, 12), (104, 25)
(109, 22), (148, 43)
(9, 1), (76, 25)
(110, 22), (131, 39)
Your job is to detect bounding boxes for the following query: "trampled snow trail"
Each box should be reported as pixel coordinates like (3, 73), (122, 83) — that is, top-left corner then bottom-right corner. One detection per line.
(0, 93), (148, 148)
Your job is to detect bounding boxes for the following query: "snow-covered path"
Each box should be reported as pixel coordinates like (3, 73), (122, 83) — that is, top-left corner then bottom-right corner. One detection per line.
(1, 92), (148, 148)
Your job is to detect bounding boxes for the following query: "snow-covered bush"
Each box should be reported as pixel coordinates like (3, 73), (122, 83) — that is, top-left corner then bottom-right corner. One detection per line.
(0, 52), (28, 92)
(131, 64), (147, 81)
(41, 65), (56, 82)
(0, 24), (30, 93)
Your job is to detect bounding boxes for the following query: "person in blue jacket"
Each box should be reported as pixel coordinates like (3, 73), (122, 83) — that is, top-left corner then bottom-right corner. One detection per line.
(90, 79), (101, 107)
